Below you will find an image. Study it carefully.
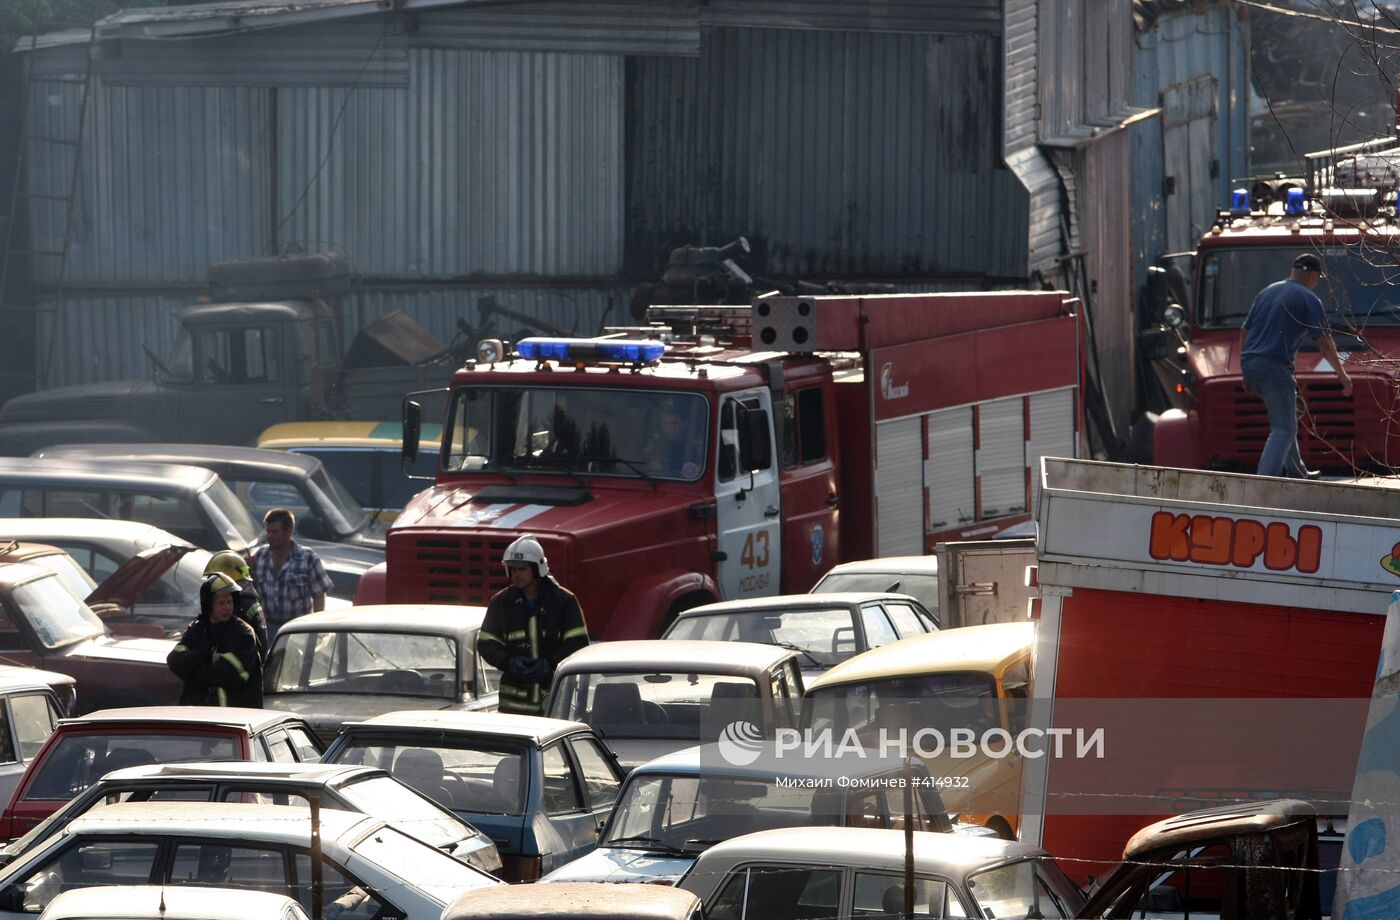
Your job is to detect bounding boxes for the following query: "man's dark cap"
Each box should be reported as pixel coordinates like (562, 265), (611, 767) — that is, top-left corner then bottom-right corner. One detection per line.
(1293, 253), (1325, 275)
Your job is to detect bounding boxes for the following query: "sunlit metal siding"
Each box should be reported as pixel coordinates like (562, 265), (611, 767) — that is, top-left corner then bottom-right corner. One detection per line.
(1080, 130), (1134, 433)
(273, 48), (623, 278)
(625, 55), (704, 276)
(352, 285), (626, 344)
(702, 0), (1000, 34)
(687, 26), (1023, 279)
(1003, 0), (1062, 278)
(416, 2), (699, 55)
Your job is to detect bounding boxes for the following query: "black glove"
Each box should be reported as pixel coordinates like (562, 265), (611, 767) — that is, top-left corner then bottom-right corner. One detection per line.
(522, 658), (553, 684)
(505, 656), (532, 681)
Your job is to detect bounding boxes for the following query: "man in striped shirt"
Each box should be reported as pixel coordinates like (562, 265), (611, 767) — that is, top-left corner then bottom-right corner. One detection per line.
(252, 507), (334, 637)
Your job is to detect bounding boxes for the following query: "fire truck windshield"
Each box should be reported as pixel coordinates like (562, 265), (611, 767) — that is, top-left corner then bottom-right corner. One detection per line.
(443, 385), (709, 482)
(1198, 245), (1400, 330)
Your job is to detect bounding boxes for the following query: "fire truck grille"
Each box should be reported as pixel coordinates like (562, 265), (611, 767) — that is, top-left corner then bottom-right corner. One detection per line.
(1201, 377), (1390, 470)
(390, 535), (511, 605)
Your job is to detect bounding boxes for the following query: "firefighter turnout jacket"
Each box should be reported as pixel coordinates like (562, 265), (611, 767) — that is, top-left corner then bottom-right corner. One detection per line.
(168, 583), (264, 709)
(479, 577), (590, 715)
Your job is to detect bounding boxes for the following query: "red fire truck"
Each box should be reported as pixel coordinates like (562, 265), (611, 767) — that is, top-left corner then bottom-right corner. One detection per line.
(362, 292), (1084, 639)
(1148, 139), (1400, 473)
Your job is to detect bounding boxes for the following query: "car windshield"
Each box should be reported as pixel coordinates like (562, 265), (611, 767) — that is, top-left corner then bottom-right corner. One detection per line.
(330, 737), (526, 816)
(443, 385), (709, 482)
(805, 671), (1002, 740)
(308, 468), (371, 535)
(665, 608), (856, 669)
(24, 731), (240, 801)
(353, 824), (494, 905)
(605, 770), (929, 853)
(548, 672), (764, 742)
(23, 554), (98, 601)
(814, 571), (940, 614)
(266, 631), (460, 700)
(338, 774), (468, 838)
(1198, 245), (1400, 329)
(232, 472), (367, 541)
(10, 573), (105, 648)
(198, 479), (260, 550)
(966, 857), (1086, 919)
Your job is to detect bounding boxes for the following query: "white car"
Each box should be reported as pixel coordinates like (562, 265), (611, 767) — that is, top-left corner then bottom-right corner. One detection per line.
(40, 886), (310, 920)
(0, 802), (500, 920)
(811, 555), (939, 623)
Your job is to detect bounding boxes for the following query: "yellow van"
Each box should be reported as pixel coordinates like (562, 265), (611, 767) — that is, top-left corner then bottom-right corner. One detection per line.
(257, 421), (441, 522)
(803, 621), (1034, 839)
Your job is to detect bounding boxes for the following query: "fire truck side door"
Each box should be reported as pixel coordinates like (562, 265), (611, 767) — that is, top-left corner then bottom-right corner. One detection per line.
(715, 390), (782, 601)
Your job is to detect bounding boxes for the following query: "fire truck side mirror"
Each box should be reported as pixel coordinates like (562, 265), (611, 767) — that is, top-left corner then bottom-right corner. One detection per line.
(403, 400), (422, 464)
(739, 406), (772, 472)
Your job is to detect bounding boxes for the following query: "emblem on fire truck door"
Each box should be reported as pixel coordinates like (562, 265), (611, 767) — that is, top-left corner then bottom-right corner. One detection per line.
(811, 525), (825, 566)
(880, 363), (910, 400)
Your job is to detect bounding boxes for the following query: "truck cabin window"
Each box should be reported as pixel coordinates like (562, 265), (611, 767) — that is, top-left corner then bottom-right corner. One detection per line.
(444, 387), (709, 482)
(1198, 247), (1400, 330)
(195, 327), (278, 384)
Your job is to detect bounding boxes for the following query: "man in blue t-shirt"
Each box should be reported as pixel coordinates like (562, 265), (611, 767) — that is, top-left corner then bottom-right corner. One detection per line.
(1239, 252), (1353, 477)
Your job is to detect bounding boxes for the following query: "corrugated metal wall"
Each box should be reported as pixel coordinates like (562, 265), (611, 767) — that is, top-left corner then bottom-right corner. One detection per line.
(1003, 0), (1063, 279)
(1130, 6), (1247, 323)
(630, 26), (1026, 279)
(1080, 130), (1134, 433)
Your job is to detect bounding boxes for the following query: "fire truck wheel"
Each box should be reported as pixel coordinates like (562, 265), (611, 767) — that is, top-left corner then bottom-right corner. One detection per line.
(985, 817), (1014, 841)
(661, 592), (715, 636)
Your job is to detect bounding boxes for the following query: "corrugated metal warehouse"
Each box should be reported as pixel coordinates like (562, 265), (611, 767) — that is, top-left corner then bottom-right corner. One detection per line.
(5, 0), (1249, 448)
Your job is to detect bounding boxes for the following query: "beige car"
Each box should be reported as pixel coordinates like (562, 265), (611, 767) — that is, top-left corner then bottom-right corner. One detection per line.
(445, 882), (700, 920)
(40, 886), (310, 920)
(803, 621), (1034, 838)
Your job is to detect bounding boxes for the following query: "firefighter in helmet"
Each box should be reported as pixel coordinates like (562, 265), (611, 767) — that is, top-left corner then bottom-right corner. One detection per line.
(478, 535), (590, 715)
(203, 550), (269, 661)
(167, 573), (263, 708)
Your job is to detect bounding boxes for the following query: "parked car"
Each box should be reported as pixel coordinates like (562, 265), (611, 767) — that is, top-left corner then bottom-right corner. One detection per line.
(546, 640), (803, 772)
(0, 521), (210, 625)
(0, 538), (195, 639)
(676, 826), (1086, 919)
(0, 802), (500, 919)
(39, 886), (311, 920)
(0, 761), (500, 876)
(803, 621), (1035, 839)
(540, 743), (955, 885)
(660, 592), (937, 683)
(0, 707), (323, 840)
(323, 711), (624, 882)
(35, 444), (386, 550)
(263, 605), (497, 740)
(0, 561), (182, 714)
(0, 669), (75, 810)
(258, 421), (442, 523)
(0, 458), (377, 600)
(811, 556), (940, 623)
(444, 883), (701, 920)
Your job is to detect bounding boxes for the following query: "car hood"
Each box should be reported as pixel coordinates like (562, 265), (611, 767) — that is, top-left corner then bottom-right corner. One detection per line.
(394, 480), (696, 541)
(264, 692), (456, 737)
(539, 847), (694, 884)
(300, 539), (384, 572)
(69, 634), (176, 664)
(86, 545), (195, 607)
(0, 379), (147, 422)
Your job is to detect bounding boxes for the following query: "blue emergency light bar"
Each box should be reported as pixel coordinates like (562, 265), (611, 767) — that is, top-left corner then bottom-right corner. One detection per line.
(1229, 188), (1250, 215)
(1285, 188), (1306, 215)
(517, 337), (668, 364)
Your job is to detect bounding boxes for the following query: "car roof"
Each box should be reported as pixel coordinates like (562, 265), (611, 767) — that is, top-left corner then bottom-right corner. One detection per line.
(0, 664), (75, 694)
(273, 605), (486, 636)
(690, 826), (1043, 882)
(43, 886), (307, 920)
(103, 761), (378, 784)
(445, 882), (698, 920)
(0, 541), (68, 563)
(64, 801), (372, 844)
(0, 457), (217, 490)
(39, 443), (324, 478)
(58, 706), (303, 733)
(345, 710), (591, 745)
(677, 593), (923, 618)
(0, 561), (65, 590)
(555, 640), (793, 674)
(629, 743), (912, 780)
(821, 556), (939, 577)
(176, 301), (312, 324)
(259, 420), (443, 448)
(0, 517), (195, 549)
(806, 621), (1034, 691)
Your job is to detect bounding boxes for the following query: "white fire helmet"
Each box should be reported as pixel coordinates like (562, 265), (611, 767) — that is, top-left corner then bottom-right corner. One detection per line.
(503, 534), (550, 578)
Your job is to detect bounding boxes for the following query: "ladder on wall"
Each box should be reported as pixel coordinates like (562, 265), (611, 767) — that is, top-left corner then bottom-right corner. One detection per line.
(0, 7), (99, 399)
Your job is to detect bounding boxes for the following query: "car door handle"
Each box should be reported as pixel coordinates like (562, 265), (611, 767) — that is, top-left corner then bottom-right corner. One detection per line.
(258, 396), (285, 405)
(764, 505), (780, 518)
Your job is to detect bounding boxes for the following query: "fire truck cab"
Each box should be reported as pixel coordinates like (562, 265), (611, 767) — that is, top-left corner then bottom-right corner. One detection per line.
(373, 293), (1083, 640)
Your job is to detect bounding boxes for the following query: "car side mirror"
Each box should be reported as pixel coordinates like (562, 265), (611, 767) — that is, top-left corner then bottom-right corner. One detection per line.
(403, 400), (422, 464)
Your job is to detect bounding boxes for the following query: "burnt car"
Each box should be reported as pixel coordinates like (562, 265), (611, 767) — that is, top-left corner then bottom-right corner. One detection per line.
(0, 706), (323, 840)
(0, 561), (182, 714)
(262, 605), (497, 740)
